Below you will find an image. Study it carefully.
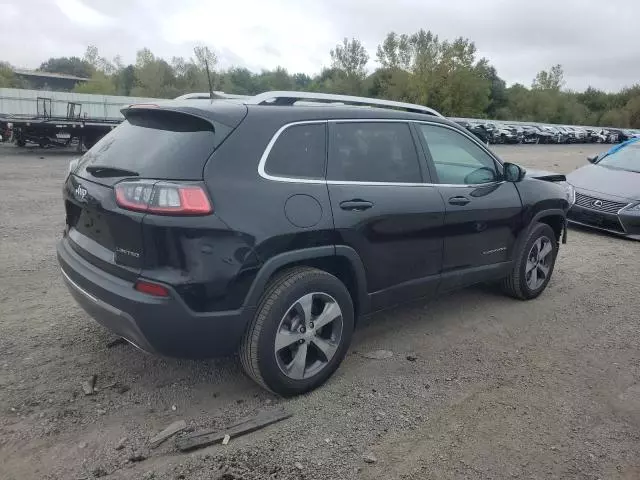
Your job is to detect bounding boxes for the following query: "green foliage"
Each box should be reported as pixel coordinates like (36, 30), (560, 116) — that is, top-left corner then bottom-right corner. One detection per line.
(482, 66), (507, 118)
(73, 71), (117, 95)
(0, 61), (22, 87)
(3, 37), (640, 128)
(532, 64), (565, 90)
(371, 29), (491, 117)
(114, 65), (135, 96)
(329, 38), (369, 95)
(39, 56), (94, 78)
(192, 45), (217, 72)
(131, 52), (180, 98)
(330, 38), (369, 79)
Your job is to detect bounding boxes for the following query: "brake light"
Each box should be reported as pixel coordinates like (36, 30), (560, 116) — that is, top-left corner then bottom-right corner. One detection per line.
(134, 280), (169, 297)
(129, 103), (159, 109)
(115, 181), (212, 215)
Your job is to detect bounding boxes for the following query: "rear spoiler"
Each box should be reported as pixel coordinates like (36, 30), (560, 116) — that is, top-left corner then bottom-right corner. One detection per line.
(121, 101), (247, 129)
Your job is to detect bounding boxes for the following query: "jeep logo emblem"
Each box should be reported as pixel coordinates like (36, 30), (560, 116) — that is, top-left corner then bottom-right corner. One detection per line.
(74, 185), (87, 200)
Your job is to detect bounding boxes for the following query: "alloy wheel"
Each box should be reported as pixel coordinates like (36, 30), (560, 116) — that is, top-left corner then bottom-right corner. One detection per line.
(274, 293), (343, 380)
(525, 236), (553, 290)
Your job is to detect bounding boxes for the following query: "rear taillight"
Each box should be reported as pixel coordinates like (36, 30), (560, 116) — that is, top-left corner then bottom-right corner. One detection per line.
(115, 181), (212, 215)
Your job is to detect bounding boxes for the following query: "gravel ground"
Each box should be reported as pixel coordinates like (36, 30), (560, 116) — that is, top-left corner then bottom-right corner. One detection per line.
(1, 143), (639, 480)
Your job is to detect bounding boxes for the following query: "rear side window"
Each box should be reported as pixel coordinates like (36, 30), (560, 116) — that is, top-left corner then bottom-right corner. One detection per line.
(78, 110), (229, 180)
(328, 122), (422, 183)
(264, 123), (327, 179)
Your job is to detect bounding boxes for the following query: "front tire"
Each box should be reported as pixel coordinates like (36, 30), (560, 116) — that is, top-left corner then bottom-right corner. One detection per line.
(240, 267), (354, 396)
(502, 223), (558, 300)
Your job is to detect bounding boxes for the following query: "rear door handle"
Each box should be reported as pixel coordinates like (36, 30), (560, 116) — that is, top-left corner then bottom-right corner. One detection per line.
(448, 196), (470, 206)
(339, 199), (374, 211)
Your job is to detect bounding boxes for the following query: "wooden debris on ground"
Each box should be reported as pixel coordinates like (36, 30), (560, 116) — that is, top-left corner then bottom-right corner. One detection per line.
(176, 409), (292, 452)
(150, 420), (187, 449)
(82, 374), (97, 395)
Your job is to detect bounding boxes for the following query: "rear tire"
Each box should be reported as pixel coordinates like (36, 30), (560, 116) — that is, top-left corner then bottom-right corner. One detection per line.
(240, 267), (354, 396)
(502, 223), (558, 300)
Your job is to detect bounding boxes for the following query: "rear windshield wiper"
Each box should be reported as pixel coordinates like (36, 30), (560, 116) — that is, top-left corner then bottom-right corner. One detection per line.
(85, 165), (140, 178)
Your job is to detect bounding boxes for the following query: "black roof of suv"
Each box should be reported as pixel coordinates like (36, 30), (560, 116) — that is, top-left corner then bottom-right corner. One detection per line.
(58, 91), (572, 396)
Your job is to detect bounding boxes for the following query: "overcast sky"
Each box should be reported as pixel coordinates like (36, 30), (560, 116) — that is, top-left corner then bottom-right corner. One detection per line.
(0, 0), (637, 91)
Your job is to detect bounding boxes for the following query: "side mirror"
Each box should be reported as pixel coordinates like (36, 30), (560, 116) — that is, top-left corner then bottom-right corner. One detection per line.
(587, 155), (598, 164)
(503, 162), (526, 182)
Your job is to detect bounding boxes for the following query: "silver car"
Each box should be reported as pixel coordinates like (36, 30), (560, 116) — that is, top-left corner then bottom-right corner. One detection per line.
(567, 140), (640, 239)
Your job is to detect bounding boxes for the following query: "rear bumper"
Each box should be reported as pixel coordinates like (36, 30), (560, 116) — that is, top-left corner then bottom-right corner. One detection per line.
(57, 237), (254, 358)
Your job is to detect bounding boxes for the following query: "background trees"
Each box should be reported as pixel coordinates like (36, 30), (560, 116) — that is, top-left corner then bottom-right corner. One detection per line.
(3, 32), (640, 128)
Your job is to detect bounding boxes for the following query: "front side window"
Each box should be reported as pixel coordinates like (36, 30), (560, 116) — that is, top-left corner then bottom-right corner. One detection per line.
(328, 122), (422, 183)
(418, 124), (499, 185)
(264, 123), (326, 179)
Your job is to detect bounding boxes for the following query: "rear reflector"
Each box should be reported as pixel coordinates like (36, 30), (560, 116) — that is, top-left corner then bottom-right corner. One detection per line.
(115, 180), (212, 215)
(134, 280), (169, 297)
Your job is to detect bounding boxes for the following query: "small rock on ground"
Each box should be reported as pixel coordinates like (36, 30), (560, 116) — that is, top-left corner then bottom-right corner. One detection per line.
(115, 437), (128, 450)
(361, 350), (393, 360)
(363, 452), (377, 463)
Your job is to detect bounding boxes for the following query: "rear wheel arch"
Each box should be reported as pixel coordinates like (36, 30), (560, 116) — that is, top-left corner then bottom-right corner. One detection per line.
(245, 246), (368, 318)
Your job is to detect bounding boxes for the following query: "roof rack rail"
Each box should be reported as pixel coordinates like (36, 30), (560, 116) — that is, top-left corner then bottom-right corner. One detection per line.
(245, 91), (443, 117)
(174, 91), (251, 100)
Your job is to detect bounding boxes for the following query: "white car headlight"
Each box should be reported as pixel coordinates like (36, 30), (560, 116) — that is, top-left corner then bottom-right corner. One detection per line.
(68, 158), (79, 174)
(563, 183), (575, 206)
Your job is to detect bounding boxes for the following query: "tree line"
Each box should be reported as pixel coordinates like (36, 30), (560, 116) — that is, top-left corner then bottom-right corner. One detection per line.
(1, 30), (639, 128)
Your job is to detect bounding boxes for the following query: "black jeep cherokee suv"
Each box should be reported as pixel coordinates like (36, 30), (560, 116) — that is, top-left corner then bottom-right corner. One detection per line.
(57, 91), (571, 396)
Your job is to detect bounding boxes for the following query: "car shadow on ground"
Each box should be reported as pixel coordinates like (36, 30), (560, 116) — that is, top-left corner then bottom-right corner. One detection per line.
(568, 223), (637, 242)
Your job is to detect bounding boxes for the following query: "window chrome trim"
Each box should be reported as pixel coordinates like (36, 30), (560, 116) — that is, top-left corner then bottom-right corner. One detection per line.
(326, 180), (432, 187)
(258, 118), (504, 188)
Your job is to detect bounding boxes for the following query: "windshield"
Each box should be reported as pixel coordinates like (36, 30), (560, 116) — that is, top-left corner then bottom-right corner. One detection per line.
(598, 141), (640, 173)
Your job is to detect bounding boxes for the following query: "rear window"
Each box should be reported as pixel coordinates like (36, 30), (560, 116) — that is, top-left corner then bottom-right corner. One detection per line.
(77, 110), (230, 180)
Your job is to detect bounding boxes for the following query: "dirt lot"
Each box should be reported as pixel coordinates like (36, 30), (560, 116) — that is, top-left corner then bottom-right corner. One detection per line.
(1, 143), (639, 480)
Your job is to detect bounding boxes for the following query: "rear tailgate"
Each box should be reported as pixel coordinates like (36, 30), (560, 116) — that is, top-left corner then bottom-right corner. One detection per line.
(64, 175), (145, 279)
(64, 103), (247, 279)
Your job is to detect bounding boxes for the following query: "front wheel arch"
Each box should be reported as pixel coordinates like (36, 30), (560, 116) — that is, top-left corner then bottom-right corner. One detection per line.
(537, 214), (565, 244)
(511, 210), (566, 262)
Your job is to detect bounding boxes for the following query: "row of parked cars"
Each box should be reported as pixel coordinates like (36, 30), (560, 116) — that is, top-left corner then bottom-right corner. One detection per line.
(454, 120), (640, 145)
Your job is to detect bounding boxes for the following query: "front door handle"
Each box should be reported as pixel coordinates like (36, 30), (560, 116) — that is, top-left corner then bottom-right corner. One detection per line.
(448, 196), (470, 206)
(339, 199), (374, 211)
